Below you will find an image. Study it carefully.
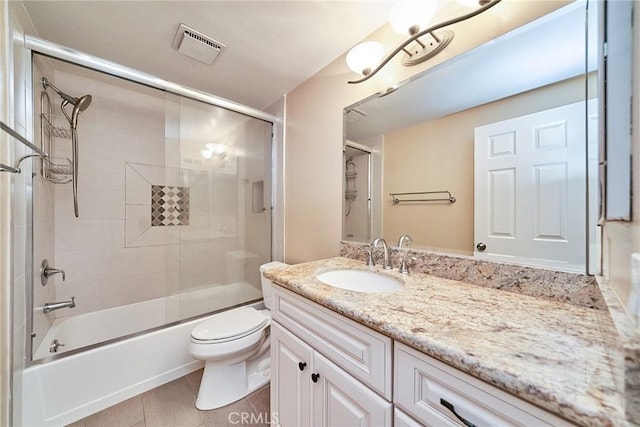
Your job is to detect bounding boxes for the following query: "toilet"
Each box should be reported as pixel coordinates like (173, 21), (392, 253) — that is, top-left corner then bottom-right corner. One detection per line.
(188, 261), (286, 410)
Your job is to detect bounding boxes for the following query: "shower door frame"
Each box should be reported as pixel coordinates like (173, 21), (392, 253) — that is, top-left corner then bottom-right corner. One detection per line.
(23, 35), (278, 366)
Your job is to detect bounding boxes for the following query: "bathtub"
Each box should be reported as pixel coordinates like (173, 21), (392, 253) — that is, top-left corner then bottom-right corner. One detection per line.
(22, 282), (263, 426)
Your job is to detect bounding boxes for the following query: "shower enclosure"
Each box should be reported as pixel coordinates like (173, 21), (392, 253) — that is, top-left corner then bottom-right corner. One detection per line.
(342, 143), (371, 242)
(29, 52), (273, 362)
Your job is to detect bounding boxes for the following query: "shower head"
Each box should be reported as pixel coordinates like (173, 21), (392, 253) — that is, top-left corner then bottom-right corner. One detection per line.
(70, 95), (92, 129)
(43, 78), (92, 128)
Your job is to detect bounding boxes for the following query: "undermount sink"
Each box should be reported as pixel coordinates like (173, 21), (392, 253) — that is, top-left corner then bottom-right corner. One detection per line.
(316, 269), (404, 293)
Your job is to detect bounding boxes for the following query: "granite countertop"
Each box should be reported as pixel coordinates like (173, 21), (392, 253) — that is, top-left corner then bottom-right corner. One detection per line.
(264, 257), (628, 427)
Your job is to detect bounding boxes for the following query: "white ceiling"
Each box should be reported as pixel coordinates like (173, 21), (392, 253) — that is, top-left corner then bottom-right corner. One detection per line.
(22, 0), (397, 110)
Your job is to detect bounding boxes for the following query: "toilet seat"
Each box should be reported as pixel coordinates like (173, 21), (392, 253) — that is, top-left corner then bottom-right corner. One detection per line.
(191, 307), (268, 344)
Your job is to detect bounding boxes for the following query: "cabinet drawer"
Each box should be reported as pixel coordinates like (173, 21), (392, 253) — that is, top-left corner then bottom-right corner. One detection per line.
(394, 407), (451, 427)
(394, 343), (575, 427)
(272, 286), (392, 399)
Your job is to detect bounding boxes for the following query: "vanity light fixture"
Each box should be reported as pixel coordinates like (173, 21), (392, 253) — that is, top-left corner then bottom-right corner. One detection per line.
(346, 0), (501, 84)
(200, 142), (227, 160)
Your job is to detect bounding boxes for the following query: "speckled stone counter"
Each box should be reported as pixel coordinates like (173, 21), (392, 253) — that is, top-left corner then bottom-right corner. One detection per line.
(264, 257), (629, 426)
(341, 241), (606, 309)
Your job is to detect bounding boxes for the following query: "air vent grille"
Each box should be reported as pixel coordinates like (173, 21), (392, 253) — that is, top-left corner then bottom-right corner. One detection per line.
(172, 23), (226, 65)
(183, 30), (223, 51)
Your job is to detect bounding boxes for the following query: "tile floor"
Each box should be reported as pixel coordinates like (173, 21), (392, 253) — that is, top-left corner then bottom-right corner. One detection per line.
(67, 369), (271, 427)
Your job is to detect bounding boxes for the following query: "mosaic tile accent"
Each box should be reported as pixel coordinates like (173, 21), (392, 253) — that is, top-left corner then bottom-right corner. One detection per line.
(151, 185), (190, 226)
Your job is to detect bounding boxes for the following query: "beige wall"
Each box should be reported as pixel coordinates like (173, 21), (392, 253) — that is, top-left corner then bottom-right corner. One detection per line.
(383, 75), (587, 254)
(284, 1), (570, 264)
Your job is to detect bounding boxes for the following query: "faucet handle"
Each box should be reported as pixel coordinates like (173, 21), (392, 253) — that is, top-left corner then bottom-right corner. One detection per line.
(365, 250), (375, 266)
(41, 259), (66, 286)
(399, 255), (418, 274)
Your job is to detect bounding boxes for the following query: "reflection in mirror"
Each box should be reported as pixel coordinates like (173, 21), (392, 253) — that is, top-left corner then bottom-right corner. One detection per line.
(343, 1), (599, 274)
(343, 142), (371, 243)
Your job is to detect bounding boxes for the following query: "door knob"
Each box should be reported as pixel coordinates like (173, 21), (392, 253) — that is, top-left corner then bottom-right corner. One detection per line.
(298, 362), (307, 371)
(476, 242), (486, 251)
(311, 373), (320, 383)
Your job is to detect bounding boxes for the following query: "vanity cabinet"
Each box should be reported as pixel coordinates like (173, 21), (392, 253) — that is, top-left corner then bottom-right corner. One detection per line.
(270, 286), (392, 427)
(394, 343), (575, 427)
(271, 323), (392, 426)
(270, 285), (575, 427)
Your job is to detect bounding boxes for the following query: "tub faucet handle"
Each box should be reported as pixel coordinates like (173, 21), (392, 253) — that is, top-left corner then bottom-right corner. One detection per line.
(41, 259), (66, 286)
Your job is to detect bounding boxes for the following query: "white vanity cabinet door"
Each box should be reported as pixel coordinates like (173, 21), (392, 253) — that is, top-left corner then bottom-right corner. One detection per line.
(272, 286), (392, 399)
(394, 343), (575, 427)
(395, 407), (447, 427)
(312, 352), (392, 427)
(271, 321), (313, 427)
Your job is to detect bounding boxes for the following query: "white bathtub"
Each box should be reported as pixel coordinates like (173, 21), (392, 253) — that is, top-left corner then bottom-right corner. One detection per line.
(22, 282), (263, 426)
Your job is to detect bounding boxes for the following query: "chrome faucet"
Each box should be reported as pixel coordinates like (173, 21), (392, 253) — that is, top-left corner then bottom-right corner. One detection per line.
(372, 237), (392, 270)
(397, 234), (412, 248)
(397, 234), (415, 274)
(43, 297), (76, 313)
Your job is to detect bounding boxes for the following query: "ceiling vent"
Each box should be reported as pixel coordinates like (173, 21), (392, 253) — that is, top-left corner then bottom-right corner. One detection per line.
(172, 23), (225, 65)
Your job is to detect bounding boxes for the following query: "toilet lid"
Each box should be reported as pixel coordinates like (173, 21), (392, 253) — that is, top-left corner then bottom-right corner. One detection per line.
(191, 307), (268, 342)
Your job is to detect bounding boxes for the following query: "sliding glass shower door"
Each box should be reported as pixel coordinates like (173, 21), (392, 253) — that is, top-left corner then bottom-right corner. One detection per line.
(31, 53), (272, 361)
(166, 94), (273, 320)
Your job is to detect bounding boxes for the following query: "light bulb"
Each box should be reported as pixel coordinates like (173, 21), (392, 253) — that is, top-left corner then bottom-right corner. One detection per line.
(390, 1), (438, 35)
(346, 41), (384, 76)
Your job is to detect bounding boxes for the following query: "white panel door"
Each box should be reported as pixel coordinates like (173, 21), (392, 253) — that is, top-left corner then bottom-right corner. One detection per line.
(312, 352), (392, 427)
(271, 322), (313, 427)
(474, 101), (587, 272)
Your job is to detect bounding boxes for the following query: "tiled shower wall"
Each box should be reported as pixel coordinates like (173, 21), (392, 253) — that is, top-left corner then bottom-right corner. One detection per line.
(31, 61), (271, 345)
(31, 56), (56, 354)
(48, 68), (170, 317)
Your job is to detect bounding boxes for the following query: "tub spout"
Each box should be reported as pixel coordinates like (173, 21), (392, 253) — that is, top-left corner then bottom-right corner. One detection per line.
(43, 296), (76, 313)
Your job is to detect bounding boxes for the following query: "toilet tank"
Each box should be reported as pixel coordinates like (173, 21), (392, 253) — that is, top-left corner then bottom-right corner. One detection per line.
(259, 261), (287, 310)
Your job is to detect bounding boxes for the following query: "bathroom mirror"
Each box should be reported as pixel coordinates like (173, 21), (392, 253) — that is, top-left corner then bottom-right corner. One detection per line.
(343, 1), (599, 273)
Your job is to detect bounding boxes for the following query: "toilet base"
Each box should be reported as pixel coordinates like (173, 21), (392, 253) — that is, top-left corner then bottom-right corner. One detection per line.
(195, 350), (270, 410)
